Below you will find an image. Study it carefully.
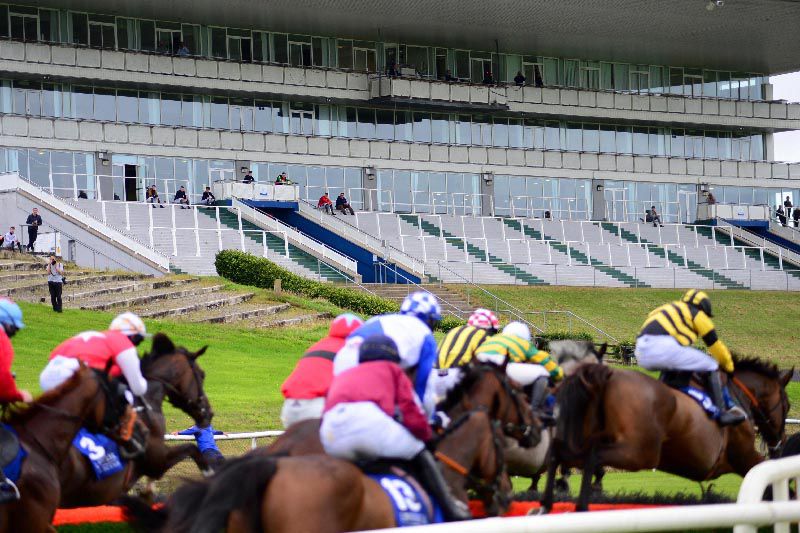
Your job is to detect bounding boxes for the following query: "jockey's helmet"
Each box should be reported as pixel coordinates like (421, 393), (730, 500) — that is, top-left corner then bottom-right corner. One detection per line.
(0, 298), (24, 336)
(502, 321), (531, 342)
(358, 334), (400, 364)
(328, 313), (364, 339)
(110, 312), (149, 345)
(400, 291), (442, 327)
(681, 289), (713, 317)
(468, 308), (500, 332)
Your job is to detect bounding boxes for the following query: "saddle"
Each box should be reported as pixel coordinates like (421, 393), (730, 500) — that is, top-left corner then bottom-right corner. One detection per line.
(356, 459), (442, 526)
(659, 371), (727, 419)
(659, 370), (701, 390)
(0, 425), (20, 468)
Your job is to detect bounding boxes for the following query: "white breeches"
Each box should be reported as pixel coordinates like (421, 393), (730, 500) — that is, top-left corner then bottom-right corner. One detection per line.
(40, 356), (134, 403)
(280, 397), (325, 429)
(320, 401), (424, 461)
(428, 368), (464, 404)
(506, 362), (550, 386)
(635, 335), (719, 372)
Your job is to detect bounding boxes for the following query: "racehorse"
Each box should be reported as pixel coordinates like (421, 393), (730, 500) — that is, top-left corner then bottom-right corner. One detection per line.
(543, 356), (792, 512)
(0, 364), (124, 533)
(125, 408), (507, 532)
(504, 340), (606, 493)
(58, 333), (213, 507)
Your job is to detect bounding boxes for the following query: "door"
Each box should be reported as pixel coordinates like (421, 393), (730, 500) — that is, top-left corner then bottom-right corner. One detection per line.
(678, 189), (698, 223)
(604, 188), (627, 222)
(124, 164), (139, 202)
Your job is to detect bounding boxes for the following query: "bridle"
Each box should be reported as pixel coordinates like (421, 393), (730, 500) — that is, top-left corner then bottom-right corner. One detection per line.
(433, 407), (508, 509)
(143, 351), (209, 421)
(478, 364), (537, 442)
(731, 375), (788, 458)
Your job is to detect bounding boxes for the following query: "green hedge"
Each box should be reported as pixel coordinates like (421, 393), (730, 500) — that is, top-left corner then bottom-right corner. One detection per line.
(215, 250), (463, 331)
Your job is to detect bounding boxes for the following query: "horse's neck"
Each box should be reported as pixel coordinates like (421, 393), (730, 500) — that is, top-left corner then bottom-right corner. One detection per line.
(21, 388), (97, 460)
(438, 415), (485, 468)
(141, 379), (167, 432)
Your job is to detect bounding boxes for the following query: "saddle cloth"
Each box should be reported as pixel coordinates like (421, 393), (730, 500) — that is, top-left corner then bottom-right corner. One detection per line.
(0, 424), (25, 482)
(72, 428), (126, 480)
(362, 462), (443, 526)
(660, 371), (733, 420)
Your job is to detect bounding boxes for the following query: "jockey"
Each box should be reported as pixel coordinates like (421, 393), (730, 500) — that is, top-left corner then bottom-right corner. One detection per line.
(429, 308), (499, 400)
(636, 289), (746, 426)
(475, 321), (563, 422)
(40, 312), (150, 458)
(321, 334), (472, 522)
(333, 291), (441, 416)
(280, 313), (364, 428)
(0, 298), (32, 503)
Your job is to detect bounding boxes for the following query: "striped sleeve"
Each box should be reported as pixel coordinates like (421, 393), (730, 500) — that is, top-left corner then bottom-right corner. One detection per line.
(530, 349), (564, 381)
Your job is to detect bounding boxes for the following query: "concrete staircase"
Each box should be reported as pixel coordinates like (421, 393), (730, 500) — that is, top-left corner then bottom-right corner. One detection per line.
(361, 283), (473, 318)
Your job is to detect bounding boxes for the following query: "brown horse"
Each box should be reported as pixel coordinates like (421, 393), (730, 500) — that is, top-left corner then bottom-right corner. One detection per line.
(543, 356), (792, 512)
(0, 364), (122, 533)
(125, 408), (507, 533)
(58, 333), (213, 507)
(267, 361), (540, 458)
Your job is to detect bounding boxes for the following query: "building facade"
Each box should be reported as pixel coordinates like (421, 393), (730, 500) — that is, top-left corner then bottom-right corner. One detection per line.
(2, 0), (800, 223)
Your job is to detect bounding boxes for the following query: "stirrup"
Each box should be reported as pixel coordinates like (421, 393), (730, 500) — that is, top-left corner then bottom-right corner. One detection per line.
(0, 480), (20, 503)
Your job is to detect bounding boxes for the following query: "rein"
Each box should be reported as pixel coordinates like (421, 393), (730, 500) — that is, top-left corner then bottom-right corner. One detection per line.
(731, 375), (786, 457)
(143, 353), (207, 416)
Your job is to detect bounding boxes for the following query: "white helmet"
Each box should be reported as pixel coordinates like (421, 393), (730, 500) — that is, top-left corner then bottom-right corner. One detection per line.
(502, 321), (531, 342)
(110, 312), (148, 338)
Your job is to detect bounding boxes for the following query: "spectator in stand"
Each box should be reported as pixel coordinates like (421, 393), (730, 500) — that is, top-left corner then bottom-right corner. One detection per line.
(482, 69), (494, 85)
(78, 190), (88, 199)
(242, 170), (255, 184)
(544, 210), (552, 220)
(386, 60), (399, 78)
(201, 186), (215, 206)
(785, 196), (794, 212)
(1, 227), (21, 252)
(318, 192), (335, 215)
(46, 254), (64, 313)
(146, 185), (165, 208)
(793, 207), (800, 228)
(335, 192), (355, 215)
(649, 206), (664, 227)
(25, 208), (42, 252)
(275, 172), (289, 185)
(171, 425), (225, 467)
(706, 191), (717, 205)
(177, 41), (190, 57)
(514, 71), (526, 86)
(778, 206), (787, 226)
(173, 186), (190, 209)
(444, 69), (455, 82)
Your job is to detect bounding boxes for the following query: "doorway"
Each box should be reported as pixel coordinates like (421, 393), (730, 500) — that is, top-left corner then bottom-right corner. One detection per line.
(124, 164), (138, 201)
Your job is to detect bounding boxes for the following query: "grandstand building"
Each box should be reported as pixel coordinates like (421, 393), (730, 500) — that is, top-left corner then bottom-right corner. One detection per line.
(1, 0), (799, 291)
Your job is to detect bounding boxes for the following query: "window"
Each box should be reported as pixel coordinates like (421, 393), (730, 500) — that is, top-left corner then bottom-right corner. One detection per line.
(406, 46), (429, 76)
(10, 5), (38, 41)
(544, 122), (560, 150)
(71, 12), (89, 45)
(0, 6), (8, 38)
(454, 50), (470, 80)
(522, 56), (544, 87)
(337, 40), (353, 69)
(230, 98), (254, 131)
(227, 29), (252, 61)
(580, 61), (601, 90)
(72, 86), (94, 120)
(684, 68), (703, 97)
(254, 101), (273, 132)
(599, 125), (616, 153)
(613, 64), (629, 91)
(413, 112), (431, 143)
(273, 33), (288, 63)
(431, 113), (448, 144)
(375, 109), (394, 141)
(632, 127), (649, 155)
(583, 124), (600, 152)
(291, 103), (315, 136)
(88, 14), (116, 49)
(562, 59), (579, 87)
(616, 126), (632, 154)
(252, 31), (269, 62)
(161, 93), (182, 126)
(630, 66), (649, 93)
(117, 89), (139, 123)
(493, 118), (509, 147)
(288, 35), (312, 67)
(139, 20), (156, 51)
(181, 24), (200, 55)
(209, 96), (229, 129)
(566, 123), (582, 151)
(12, 80), (41, 116)
(209, 27), (227, 58)
(353, 43), (376, 72)
(93, 87), (116, 121)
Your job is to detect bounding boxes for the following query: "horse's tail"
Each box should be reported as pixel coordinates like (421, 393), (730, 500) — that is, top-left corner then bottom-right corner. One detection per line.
(181, 453), (281, 533)
(555, 363), (613, 460)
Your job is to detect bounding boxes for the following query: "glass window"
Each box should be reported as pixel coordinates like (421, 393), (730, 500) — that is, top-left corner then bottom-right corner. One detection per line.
(616, 126), (632, 154)
(751, 135), (764, 160)
(523, 119), (543, 149)
(394, 110), (411, 142)
(182, 95), (203, 128)
(566, 123), (582, 151)
(583, 124), (599, 152)
(413, 112), (431, 143)
(210, 27), (227, 58)
(471, 115), (491, 146)
(161, 93), (182, 126)
(39, 9), (58, 41)
(493, 118), (509, 147)
(375, 109), (394, 141)
(670, 67), (685, 95)
(599, 125), (616, 153)
(544, 121), (560, 150)
(431, 113), (448, 144)
(337, 40), (353, 69)
(613, 64), (629, 91)
(72, 86), (94, 120)
(718, 132), (732, 160)
(509, 119), (524, 149)
(254, 101), (272, 132)
(71, 13), (88, 45)
(273, 34), (288, 64)
(632, 127), (648, 155)
(93, 87), (116, 121)
(670, 129), (685, 157)
(455, 50), (470, 79)
(139, 20), (155, 51)
(356, 108), (376, 139)
(703, 71), (718, 98)
(562, 60), (579, 87)
(42, 83), (58, 117)
(649, 128), (666, 156)
(181, 24), (200, 55)
(341, 106), (357, 137)
(209, 96), (228, 129)
(455, 115), (471, 145)
(685, 130), (704, 158)
(704, 131), (719, 159)
(0, 6), (8, 38)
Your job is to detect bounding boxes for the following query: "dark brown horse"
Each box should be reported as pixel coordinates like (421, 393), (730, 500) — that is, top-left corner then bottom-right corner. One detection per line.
(0, 364), (121, 533)
(543, 356), (792, 512)
(125, 408), (507, 533)
(267, 361), (540, 458)
(58, 333), (213, 507)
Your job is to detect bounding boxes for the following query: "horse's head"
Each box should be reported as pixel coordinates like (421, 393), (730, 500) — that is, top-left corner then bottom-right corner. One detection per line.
(142, 333), (213, 427)
(445, 361), (540, 448)
(732, 356), (792, 458)
(550, 340), (606, 376)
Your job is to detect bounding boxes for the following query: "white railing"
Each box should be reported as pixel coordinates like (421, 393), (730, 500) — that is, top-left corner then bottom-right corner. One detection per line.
(1, 173), (171, 271)
(367, 454), (800, 533)
(164, 430), (285, 450)
(232, 198), (358, 276)
(716, 221), (800, 268)
(508, 195), (591, 221)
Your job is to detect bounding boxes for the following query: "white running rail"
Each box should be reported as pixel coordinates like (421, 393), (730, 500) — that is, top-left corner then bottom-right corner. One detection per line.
(735, 455), (800, 533)
(0, 173), (170, 271)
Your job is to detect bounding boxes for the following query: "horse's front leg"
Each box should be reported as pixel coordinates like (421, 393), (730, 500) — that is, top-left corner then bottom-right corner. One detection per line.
(164, 443), (212, 476)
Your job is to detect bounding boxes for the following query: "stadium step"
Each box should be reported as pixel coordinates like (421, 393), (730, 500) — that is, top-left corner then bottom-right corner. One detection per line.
(3, 273), (144, 298)
(202, 209), (349, 283)
(55, 277), (196, 303)
(187, 302), (292, 323)
(695, 226), (800, 280)
(360, 284), (472, 316)
(134, 290), (255, 319)
(401, 215), (547, 286)
(602, 223), (745, 289)
(80, 281), (222, 311)
(0, 259), (45, 271)
(256, 311), (332, 328)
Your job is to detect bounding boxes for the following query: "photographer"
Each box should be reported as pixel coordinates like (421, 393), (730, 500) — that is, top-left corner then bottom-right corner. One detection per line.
(46, 255), (64, 313)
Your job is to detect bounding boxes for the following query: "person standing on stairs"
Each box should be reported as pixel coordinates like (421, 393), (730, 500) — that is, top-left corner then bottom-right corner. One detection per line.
(45, 255), (64, 313)
(25, 208), (42, 252)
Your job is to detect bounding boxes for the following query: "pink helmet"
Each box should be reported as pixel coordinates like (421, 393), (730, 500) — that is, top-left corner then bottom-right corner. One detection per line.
(328, 313), (364, 338)
(467, 308), (499, 331)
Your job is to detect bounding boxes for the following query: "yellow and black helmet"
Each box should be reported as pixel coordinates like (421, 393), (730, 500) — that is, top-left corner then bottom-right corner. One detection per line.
(681, 289), (713, 317)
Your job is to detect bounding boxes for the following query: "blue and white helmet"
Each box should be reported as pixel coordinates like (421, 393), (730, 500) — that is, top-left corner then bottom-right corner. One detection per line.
(0, 298), (24, 329)
(400, 291), (442, 324)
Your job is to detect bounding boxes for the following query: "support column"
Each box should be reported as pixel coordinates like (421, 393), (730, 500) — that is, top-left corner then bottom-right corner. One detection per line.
(765, 133), (775, 162)
(480, 172), (494, 216)
(591, 179), (606, 221)
(95, 152), (113, 201)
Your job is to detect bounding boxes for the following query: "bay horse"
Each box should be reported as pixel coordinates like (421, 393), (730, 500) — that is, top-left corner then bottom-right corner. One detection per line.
(58, 333), (213, 507)
(0, 364), (124, 533)
(125, 408), (507, 533)
(543, 356), (792, 512)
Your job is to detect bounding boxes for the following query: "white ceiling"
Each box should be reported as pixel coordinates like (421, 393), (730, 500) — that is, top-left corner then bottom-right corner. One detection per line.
(41, 0), (800, 74)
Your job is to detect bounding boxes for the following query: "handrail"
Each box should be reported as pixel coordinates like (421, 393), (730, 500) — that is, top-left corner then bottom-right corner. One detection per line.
(231, 198), (359, 277)
(714, 220), (800, 269)
(2, 173), (170, 271)
(42, 226), (137, 273)
(297, 200), (425, 276)
(523, 310), (619, 344)
(372, 263), (465, 320)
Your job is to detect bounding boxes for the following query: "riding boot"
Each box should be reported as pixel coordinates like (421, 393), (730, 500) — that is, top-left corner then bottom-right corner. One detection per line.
(530, 377), (555, 427)
(412, 450), (472, 522)
(708, 371), (746, 426)
(118, 407), (148, 460)
(0, 470), (19, 504)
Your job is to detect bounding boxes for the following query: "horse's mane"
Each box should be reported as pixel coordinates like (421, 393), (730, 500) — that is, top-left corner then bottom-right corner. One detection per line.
(2, 366), (89, 425)
(732, 354), (780, 379)
(436, 364), (488, 412)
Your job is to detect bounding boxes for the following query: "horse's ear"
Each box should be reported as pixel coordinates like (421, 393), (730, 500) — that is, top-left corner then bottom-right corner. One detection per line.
(191, 346), (209, 360)
(151, 333), (175, 356)
(597, 343), (607, 362)
(780, 368), (794, 388)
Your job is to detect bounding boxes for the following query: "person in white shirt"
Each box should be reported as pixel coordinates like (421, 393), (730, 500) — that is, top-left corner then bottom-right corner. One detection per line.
(1, 227), (20, 252)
